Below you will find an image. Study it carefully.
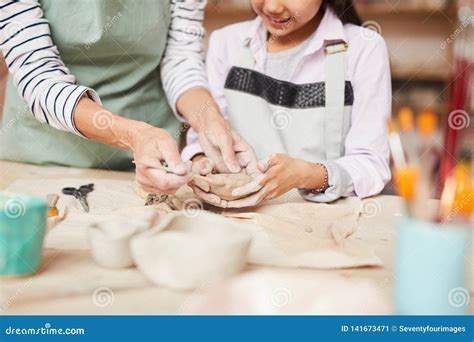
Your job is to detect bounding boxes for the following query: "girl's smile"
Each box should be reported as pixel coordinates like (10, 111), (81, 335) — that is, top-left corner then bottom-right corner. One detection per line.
(251, 0), (324, 51)
(263, 13), (294, 29)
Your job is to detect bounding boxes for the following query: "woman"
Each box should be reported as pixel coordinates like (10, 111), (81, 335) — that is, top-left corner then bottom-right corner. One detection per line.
(0, 0), (256, 194)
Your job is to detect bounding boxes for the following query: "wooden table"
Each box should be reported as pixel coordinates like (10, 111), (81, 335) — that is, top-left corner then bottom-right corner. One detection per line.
(0, 161), (472, 315)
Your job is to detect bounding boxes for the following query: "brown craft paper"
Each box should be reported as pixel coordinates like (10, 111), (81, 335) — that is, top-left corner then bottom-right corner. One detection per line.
(223, 197), (382, 269)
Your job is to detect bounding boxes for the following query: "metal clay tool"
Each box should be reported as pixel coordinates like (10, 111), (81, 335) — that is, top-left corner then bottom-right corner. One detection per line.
(61, 183), (94, 213)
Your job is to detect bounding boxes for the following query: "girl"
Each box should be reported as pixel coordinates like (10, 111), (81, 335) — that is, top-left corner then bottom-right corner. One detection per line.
(183, 0), (392, 208)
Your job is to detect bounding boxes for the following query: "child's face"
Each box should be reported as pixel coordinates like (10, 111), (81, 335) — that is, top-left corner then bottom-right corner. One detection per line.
(251, 0), (323, 38)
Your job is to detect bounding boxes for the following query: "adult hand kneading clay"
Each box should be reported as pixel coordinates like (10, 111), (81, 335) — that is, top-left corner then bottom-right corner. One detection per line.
(130, 212), (252, 290)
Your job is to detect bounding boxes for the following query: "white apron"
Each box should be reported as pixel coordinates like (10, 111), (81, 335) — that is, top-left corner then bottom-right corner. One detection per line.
(224, 41), (353, 162)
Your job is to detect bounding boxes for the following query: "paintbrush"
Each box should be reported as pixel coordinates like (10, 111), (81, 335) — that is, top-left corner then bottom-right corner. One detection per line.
(438, 155), (474, 224)
(46, 194), (59, 217)
(412, 110), (439, 221)
(389, 120), (419, 218)
(438, 175), (458, 224)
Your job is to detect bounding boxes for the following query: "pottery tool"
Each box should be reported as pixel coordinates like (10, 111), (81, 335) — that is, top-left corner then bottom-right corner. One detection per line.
(132, 159), (188, 175)
(453, 153), (474, 218)
(61, 183), (94, 213)
(389, 120), (419, 217)
(438, 175), (458, 223)
(46, 194), (59, 217)
(393, 166), (420, 219)
(397, 107), (419, 164)
(413, 110), (439, 221)
(388, 119), (407, 170)
(394, 167), (419, 203)
(390, 110), (444, 220)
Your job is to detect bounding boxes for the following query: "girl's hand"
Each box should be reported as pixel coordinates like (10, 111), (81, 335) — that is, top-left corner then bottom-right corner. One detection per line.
(176, 87), (242, 173)
(226, 154), (328, 208)
(188, 154), (230, 207)
(131, 124), (190, 195)
(190, 154), (214, 176)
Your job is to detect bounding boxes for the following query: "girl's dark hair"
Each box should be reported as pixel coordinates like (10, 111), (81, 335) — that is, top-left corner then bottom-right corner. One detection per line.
(324, 0), (363, 26)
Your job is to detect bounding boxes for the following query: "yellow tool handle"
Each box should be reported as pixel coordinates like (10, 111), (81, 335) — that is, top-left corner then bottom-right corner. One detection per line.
(394, 167), (420, 201)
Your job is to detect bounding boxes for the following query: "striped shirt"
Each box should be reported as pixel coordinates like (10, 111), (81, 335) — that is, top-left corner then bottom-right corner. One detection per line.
(0, 0), (208, 135)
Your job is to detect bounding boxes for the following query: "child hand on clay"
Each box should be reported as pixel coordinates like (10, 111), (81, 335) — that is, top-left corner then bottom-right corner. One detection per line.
(226, 154), (329, 208)
(190, 153), (329, 209)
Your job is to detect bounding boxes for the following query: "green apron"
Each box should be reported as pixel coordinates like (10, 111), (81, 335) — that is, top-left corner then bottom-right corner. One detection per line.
(0, 0), (179, 170)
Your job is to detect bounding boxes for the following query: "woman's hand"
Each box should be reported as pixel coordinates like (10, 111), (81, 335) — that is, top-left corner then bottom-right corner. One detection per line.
(130, 124), (190, 194)
(195, 112), (240, 173)
(226, 154), (329, 208)
(73, 97), (189, 194)
(177, 88), (260, 174)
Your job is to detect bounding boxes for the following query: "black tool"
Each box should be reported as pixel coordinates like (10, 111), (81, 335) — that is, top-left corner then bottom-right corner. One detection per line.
(62, 183), (94, 213)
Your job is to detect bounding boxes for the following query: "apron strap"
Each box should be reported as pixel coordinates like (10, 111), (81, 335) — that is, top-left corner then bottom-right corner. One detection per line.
(324, 41), (348, 160)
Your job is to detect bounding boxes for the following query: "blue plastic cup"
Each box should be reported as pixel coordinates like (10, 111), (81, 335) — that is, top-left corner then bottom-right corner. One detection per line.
(394, 218), (471, 315)
(0, 193), (47, 277)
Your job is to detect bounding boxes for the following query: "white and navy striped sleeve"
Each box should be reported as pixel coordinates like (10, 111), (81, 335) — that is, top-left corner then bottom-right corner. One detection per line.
(161, 0), (208, 120)
(0, 0), (100, 135)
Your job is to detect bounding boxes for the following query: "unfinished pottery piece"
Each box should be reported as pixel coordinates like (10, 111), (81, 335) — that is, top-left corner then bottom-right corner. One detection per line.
(131, 212), (252, 290)
(88, 210), (157, 268)
(192, 173), (254, 201)
(132, 180), (196, 210)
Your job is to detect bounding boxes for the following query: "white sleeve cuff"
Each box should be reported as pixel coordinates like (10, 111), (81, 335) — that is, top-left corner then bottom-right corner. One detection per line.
(299, 160), (355, 203)
(181, 143), (204, 161)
